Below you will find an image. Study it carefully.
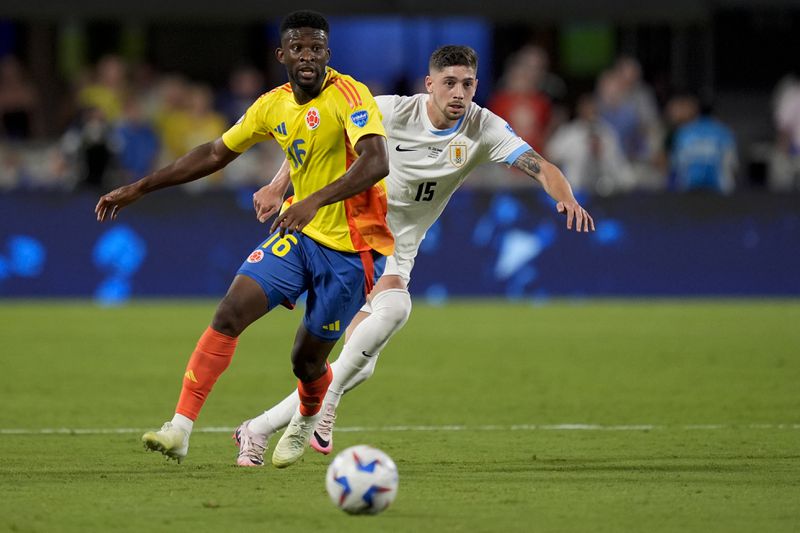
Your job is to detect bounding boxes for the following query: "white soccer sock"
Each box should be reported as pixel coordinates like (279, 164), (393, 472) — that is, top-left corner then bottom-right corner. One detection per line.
(247, 358), (348, 435)
(247, 391), (300, 436)
(324, 288), (412, 407)
(249, 289), (411, 435)
(170, 413), (194, 435)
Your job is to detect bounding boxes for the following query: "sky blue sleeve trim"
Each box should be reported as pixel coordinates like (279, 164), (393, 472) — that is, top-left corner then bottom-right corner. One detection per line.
(505, 143), (532, 165)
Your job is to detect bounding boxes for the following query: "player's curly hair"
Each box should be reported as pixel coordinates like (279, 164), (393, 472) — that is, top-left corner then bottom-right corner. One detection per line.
(280, 10), (330, 35)
(429, 45), (479, 72)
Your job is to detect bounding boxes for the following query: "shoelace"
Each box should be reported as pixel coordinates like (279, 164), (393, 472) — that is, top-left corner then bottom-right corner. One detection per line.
(159, 423), (185, 441)
(238, 428), (266, 456)
(284, 420), (315, 449)
(315, 412), (337, 438)
(245, 437), (266, 456)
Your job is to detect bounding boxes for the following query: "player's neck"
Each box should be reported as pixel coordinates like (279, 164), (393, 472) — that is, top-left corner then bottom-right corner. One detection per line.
(425, 98), (458, 130)
(291, 84), (320, 105)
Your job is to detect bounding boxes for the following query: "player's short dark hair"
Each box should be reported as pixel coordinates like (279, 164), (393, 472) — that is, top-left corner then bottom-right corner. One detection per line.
(429, 45), (479, 72)
(280, 10), (330, 36)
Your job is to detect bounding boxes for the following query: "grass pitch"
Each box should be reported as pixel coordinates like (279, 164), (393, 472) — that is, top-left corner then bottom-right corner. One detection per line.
(0, 299), (798, 532)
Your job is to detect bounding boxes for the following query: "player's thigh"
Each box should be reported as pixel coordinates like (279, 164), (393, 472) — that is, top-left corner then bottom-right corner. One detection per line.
(211, 275), (269, 336)
(345, 255), (409, 338)
(371, 275), (407, 296)
(303, 246), (385, 343)
(374, 254), (411, 296)
(344, 310), (371, 341)
(364, 254), (411, 305)
(343, 276), (406, 339)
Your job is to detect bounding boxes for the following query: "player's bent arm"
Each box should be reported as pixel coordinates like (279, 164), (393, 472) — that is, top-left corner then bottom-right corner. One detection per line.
(254, 158), (292, 223)
(270, 134), (389, 234)
(134, 138), (239, 194)
(305, 134), (390, 207)
(512, 149), (595, 232)
(96, 138), (240, 221)
(511, 149), (573, 201)
(268, 158), (292, 194)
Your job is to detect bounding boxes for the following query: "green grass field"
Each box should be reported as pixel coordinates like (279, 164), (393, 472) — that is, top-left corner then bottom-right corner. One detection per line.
(0, 300), (798, 532)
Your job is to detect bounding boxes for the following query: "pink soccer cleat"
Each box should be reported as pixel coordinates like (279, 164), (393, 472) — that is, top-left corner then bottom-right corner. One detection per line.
(233, 419), (268, 467)
(309, 403), (337, 455)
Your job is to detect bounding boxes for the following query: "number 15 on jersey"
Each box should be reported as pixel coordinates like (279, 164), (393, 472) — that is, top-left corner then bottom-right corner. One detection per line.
(414, 181), (436, 202)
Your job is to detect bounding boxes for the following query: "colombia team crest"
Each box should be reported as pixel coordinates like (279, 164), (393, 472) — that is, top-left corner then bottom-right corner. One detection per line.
(305, 107), (321, 130)
(449, 142), (468, 167)
(247, 250), (264, 263)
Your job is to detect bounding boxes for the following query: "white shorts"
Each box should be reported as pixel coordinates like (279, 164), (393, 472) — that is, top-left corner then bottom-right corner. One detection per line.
(359, 253), (414, 314)
(382, 253), (413, 284)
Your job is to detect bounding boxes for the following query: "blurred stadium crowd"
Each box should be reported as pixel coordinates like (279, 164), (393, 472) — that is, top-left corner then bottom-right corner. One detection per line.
(0, 41), (799, 195)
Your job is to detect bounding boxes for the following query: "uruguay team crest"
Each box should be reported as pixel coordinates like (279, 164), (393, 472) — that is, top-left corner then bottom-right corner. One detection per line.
(247, 250), (264, 263)
(350, 110), (369, 128)
(449, 142), (467, 167)
(305, 107), (321, 130)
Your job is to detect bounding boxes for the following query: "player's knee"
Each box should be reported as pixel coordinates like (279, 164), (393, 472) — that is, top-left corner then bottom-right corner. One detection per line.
(211, 282), (268, 337)
(291, 356), (328, 382)
(371, 289), (412, 330)
(211, 298), (247, 337)
(291, 360), (316, 382)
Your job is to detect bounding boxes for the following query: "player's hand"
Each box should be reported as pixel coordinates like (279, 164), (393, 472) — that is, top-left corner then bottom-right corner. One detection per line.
(556, 200), (595, 233)
(95, 184), (143, 222)
(270, 198), (320, 237)
(253, 184), (285, 223)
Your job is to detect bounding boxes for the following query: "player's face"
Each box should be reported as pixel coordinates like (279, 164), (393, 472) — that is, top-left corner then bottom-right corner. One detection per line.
(425, 65), (478, 128)
(276, 28), (331, 96)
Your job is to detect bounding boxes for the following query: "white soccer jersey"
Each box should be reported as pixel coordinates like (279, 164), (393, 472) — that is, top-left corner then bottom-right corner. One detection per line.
(376, 93), (531, 282)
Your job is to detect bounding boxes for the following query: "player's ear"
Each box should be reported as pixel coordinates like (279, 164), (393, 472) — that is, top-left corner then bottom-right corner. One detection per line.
(275, 48), (285, 64)
(425, 75), (433, 93)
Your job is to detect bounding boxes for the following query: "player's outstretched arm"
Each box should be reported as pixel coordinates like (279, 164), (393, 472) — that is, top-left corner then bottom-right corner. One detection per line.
(95, 138), (240, 222)
(271, 134), (389, 235)
(254, 158), (292, 223)
(512, 149), (595, 233)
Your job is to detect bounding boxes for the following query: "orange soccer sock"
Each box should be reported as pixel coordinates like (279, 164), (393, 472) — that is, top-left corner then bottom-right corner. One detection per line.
(175, 326), (238, 420)
(297, 363), (333, 417)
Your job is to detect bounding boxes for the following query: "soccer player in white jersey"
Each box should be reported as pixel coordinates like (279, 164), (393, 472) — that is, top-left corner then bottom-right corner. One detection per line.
(232, 45), (594, 466)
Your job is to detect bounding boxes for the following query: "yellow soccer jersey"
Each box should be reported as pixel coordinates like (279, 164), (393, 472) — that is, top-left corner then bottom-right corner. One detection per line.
(222, 68), (394, 256)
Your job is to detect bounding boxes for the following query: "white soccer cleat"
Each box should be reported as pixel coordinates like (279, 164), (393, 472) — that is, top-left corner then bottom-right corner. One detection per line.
(142, 422), (189, 463)
(271, 411), (318, 468)
(233, 419), (268, 467)
(310, 402), (337, 455)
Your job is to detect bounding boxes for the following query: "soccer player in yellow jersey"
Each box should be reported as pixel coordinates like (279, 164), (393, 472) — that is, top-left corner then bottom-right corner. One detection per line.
(95, 10), (393, 468)
(232, 45), (595, 467)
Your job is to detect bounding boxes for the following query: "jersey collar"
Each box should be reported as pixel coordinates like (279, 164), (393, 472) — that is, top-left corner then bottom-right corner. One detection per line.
(421, 94), (466, 136)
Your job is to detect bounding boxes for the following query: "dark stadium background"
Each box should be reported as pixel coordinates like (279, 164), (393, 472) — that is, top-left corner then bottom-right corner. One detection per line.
(1, 1), (798, 300)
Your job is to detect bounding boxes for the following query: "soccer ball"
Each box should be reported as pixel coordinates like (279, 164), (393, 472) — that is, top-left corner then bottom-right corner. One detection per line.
(325, 445), (399, 515)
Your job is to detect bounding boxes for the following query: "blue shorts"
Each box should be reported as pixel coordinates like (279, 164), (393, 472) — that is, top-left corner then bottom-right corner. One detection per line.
(237, 231), (385, 341)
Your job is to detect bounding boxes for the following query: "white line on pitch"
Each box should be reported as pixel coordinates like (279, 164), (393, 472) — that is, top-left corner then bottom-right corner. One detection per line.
(0, 423), (798, 436)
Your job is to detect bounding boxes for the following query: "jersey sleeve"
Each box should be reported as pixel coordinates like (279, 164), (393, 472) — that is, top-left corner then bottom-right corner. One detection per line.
(480, 108), (533, 165)
(333, 77), (386, 148)
(221, 92), (274, 153)
(375, 95), (397, 130)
